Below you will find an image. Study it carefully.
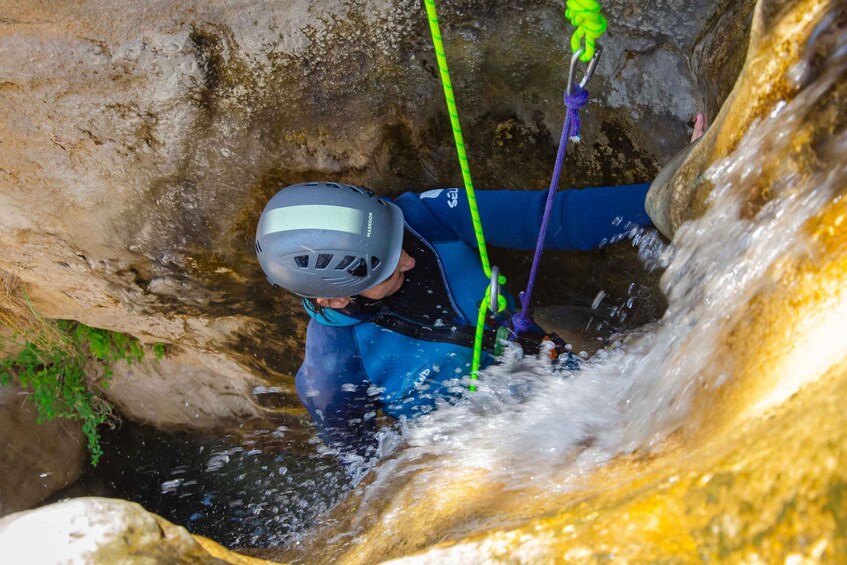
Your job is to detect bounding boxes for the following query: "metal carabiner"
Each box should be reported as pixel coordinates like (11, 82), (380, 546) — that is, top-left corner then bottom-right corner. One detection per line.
(566, 47), (603, 97)
(489, 265), (501, 313)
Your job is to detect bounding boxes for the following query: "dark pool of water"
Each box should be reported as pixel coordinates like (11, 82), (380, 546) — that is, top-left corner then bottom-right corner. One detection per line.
(48, 419), (350, 548)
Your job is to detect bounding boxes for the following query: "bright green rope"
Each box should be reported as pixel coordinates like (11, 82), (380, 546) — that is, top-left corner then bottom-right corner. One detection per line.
(424, 0), (505, 389)
(422, 0), (605, 388)
(565, 0), (607, 62)
(423, 0), (491, 277)
(472, 287), (492, 384)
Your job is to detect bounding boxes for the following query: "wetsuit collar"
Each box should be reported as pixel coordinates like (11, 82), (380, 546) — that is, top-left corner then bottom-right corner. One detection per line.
(302, 299), (362, 327)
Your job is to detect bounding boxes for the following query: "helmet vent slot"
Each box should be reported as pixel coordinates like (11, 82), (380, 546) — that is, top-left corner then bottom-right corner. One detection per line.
(294, 255), (309, 268)
(370, 256), (381, 269)
(347, 258), (367, 277)
(336, 255), (356, 270)
(255, 241), (263, 254)
(315, 254), (333, 269)
(347, 185), (375, 197)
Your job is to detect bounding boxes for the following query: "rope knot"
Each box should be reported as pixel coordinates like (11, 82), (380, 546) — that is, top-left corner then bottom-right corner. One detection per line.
(511, 312), (534, 335)
(511, 291), (535, 336)
(563, 84), (589, 142)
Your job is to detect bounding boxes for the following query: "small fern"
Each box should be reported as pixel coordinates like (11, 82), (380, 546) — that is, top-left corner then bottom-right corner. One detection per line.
(1, 321), (161, 466)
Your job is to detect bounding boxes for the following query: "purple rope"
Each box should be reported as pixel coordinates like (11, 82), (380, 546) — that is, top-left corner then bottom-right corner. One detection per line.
(513, 84), (590, 335)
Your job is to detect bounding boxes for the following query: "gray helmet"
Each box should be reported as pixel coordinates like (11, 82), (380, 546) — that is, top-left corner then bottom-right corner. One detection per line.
(255, 182), (405, 298)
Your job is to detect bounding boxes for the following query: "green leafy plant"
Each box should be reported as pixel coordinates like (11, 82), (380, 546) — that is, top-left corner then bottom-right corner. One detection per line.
(0, 321), (156, 466)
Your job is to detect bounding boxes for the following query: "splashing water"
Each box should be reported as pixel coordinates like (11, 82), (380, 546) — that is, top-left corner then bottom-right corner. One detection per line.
(53, 420), (351, 549)
(348, 21), (847, 535)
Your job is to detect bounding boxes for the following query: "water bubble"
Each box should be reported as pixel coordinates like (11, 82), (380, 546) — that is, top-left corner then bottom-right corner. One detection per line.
(161, 479), (183, 494)
(591, 290), (606, 310)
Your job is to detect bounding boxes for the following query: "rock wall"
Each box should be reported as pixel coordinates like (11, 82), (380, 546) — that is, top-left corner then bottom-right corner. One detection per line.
(0, 0), (745, 431)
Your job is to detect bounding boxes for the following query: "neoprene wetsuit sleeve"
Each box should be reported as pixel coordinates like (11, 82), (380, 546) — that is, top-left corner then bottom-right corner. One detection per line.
(295, 320), (379, 461)
(409, 184), (651, 251)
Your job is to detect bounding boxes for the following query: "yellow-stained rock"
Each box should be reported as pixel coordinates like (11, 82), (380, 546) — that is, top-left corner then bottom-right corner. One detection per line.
(646, 0), (844, 238)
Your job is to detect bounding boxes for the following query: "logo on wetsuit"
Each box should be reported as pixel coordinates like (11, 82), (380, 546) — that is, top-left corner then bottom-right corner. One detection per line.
(418, 188), (458, 208)
(446, 189), (458, 208)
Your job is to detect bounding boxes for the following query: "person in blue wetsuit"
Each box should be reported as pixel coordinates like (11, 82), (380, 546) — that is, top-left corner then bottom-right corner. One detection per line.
(255, 181), (651, 460)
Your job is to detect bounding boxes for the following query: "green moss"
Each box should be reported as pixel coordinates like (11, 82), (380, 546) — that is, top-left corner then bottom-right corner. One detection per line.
(0, 321), (161, 466)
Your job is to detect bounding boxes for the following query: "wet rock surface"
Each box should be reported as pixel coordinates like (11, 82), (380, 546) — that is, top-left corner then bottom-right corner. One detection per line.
(0, 385), (85, 517)
(107, 348), (263, 428)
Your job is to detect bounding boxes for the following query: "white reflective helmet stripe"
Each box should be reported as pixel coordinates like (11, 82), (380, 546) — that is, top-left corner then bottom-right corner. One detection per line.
(259, 205), (364, 236)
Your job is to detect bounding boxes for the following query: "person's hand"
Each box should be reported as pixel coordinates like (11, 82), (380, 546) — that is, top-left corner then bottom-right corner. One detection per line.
(691, 112), (707, 143)
(512, 328), (570, 362)
(540, 333), (582, 370)
(541, 334), (569, 362)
